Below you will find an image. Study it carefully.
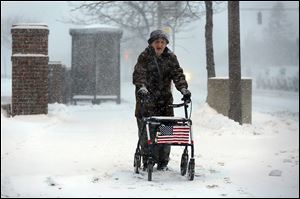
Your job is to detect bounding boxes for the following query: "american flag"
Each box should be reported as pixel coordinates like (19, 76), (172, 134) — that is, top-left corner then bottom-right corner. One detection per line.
(156, 125), (190, 144)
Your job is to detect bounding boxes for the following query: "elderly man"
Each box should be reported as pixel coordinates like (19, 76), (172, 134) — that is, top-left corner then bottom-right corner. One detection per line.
(133, 29), (191, 171)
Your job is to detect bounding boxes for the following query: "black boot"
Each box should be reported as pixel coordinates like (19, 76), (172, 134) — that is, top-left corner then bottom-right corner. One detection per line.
(157, 161), (169, 171)
(142, 156), (148, 171)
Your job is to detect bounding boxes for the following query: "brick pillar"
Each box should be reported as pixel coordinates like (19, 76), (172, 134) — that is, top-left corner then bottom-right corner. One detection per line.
(11, 23), (49, 116)
(48, 61), (63, 104)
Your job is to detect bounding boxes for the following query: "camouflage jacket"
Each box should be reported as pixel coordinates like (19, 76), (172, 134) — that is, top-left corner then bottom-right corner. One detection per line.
(133, 46), (188, 118)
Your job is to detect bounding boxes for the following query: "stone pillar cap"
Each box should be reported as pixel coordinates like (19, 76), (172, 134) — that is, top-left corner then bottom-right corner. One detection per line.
(70, 24), (122, 35)
(12, 23), (48, 29)
(48, 61), (62, 65)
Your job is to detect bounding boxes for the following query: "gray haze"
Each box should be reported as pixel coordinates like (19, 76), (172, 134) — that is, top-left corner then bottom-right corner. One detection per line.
(1, 1), (299, 84)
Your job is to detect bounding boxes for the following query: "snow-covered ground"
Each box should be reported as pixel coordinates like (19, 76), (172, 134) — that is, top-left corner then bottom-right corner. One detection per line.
(1, 81), (299, 198)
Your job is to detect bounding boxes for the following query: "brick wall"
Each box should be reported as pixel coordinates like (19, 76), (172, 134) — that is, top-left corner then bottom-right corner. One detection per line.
(48, 62), (63, 104)
(11, 23), (49, 116)
(48, 62), (72, 104)
(62, 67), (72, 104)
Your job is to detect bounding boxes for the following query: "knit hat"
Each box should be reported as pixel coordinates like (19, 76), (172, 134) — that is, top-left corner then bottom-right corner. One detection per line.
(148, 29), (169, 44)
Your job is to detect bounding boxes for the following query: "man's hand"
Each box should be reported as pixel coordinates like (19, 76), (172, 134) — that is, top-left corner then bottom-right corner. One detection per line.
(181, 88), (191, 101)
(137, 86), (149, 99)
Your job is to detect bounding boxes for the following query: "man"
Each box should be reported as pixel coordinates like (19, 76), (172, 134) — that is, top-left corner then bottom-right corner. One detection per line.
(133, 29), (191, 170)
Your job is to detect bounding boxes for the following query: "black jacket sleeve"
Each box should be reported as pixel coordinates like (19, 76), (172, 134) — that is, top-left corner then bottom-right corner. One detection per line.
(170, 54), (188, 91)
(133, 52), (148, 89)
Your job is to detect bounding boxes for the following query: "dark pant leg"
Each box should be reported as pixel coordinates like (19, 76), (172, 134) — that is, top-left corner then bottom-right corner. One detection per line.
(157, 106), (172, 166)
(158, 145), (171, 166)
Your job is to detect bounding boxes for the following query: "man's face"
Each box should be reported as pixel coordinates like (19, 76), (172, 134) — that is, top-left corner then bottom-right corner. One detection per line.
(151, 38), (167, 57)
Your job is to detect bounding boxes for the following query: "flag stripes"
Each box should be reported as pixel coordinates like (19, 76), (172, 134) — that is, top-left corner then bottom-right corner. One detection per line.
(156, 125), (190, 144)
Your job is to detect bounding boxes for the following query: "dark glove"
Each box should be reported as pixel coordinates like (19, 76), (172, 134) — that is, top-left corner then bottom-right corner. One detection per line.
(181, 88), (191, 101)
(137, 86), (149, 99)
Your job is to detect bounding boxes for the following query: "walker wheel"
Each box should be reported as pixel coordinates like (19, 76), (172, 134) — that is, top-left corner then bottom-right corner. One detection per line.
(187, 158), (195, 181)
(180, 153), (189, 176)
(147, 159), (153, 181)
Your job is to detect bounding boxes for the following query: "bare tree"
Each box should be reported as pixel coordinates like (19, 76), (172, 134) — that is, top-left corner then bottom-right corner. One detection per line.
(205, 1), (216, 79)
(67, 1), (205, 42)
(65, 1), (226, 82)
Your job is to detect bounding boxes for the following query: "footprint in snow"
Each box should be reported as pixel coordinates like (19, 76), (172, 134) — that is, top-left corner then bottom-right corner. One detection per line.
(92, 177), (100, 183)
(224, 177), (232, 184)
(45, 177), (57, 186)
(283, 159), (292, 163)
(269, 169), (282, 177)
(208, 168), (218, 174)
(206, 184), (219, 189)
